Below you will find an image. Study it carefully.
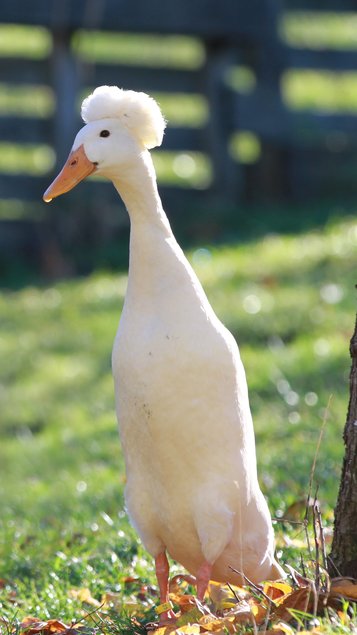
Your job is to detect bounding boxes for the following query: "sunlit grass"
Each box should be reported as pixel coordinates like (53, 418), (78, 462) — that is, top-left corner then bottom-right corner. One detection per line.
(0, 84), (54, 117)
(0, 24), (52, 58)
(153, 150), (212, 188)
(225, 65), (256, 94)
(73, 31), (205, 69)
(0, 215), (356, 625)
(283, 69), (357, 112)
(281, 11), (357, 50)
(229, 131), (261, 163)
(0, 199), (45, 221)
(0, 143), (55, 175)
(154, 92), (208, 127)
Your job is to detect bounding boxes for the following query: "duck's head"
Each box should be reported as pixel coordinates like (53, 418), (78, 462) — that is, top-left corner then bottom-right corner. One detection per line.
(43, 86), (166, 202)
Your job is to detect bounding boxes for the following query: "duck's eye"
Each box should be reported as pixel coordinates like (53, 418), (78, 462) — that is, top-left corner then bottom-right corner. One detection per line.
(100, 130), (110, 138)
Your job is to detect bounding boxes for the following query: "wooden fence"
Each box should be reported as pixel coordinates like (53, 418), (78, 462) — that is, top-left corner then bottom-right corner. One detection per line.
(1, 0), (357, 272)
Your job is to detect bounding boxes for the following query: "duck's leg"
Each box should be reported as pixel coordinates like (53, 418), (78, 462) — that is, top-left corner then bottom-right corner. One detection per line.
(196, 560), (212, 602)
(155, 552), (176, 622)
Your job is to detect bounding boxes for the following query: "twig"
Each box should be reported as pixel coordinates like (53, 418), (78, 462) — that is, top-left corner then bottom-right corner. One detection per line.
(228, 569), (261, 635)
(70, 602), (105, 628)
(227, 583), (241, 603)
(261, 595), (272, 635)
(308, 580), (318, 622)
(304, 395), (332, 557)
(300, 554), (307, 579)
(312, 490), (320, 593)
(304, 513), (312, 560)
(272, 517), (305, 525)
(305, 395), (332, 519)
(228, 566), (273, 606)
(327, 555), (342, 578)
(316, 501), (328, 575)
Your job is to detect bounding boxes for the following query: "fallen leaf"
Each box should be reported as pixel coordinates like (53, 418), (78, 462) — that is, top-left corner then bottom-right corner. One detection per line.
(46, 620), (70, 633)
(331, 576), (357, 588)
(175, 625), (200, 635)
(207, 581), (248, 610)
(284, 565), (311, 588)
(284, 498), (317, 522)
(20, 618), (70, 635)
(169, 574), (196, 594)
(69, 588), (101, 607)
(201, 614), (238, 633)
(102, 591), (123, 609)
(176, 595), (209, 626)
(263, 581), (293, 601)
(274, 587), (312, 622)
(249, 597), (268, 624)
(272, 622), (295, 634)
(329, 583), (357, 600)
(148, 627), (175, 635)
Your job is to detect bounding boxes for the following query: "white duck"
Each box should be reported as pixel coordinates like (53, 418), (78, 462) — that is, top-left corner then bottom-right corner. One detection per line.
(44, 86), (284, 620)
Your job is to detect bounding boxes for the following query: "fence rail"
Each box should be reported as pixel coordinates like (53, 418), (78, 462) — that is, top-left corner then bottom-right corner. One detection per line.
(1, 0), (357, 273)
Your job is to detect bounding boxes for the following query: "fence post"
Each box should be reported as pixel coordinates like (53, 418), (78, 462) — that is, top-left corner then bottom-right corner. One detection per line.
(203, 41), (241, 202)
(50, 28), (78, 166)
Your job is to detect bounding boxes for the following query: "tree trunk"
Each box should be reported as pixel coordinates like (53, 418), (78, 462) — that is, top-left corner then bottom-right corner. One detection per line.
(329, 315), (357, 578)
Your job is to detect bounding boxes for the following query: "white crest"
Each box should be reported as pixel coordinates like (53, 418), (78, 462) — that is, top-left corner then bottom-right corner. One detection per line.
(81, 85), (166, 149)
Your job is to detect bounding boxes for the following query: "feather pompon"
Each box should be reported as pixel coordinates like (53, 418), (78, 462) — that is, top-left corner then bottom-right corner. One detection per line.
(81, 85), (166, 149)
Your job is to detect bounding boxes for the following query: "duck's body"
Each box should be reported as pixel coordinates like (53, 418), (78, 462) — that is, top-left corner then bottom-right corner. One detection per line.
(43, 86), (283, 619)
(111, 152), (277, 585)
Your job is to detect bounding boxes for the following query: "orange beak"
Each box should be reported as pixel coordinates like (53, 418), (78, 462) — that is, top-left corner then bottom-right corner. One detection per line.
(43, 144), (97, 202)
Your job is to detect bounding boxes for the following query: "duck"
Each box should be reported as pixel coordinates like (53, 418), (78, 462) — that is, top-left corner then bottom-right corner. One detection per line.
(43, 85), (284, 621)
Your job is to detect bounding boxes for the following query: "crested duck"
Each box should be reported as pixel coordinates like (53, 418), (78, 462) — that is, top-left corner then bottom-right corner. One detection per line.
(44, 86), (284, 621)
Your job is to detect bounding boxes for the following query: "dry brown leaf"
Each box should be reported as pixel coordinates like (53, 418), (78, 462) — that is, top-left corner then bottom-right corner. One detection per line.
(199, 614), (237, 633)
(249, 597), (268, 624)
(47, 620), (71, 634)
(283, 497), (319, 523)
(102, 591), (123, 609)
(20, 618), (70, 635)
(270, 622), (295, 634)
(207, 581), (248, 610)
(331, 576), (357, 588)
(169, 574), (196, 594)
(263, 581), (293, 601)
(329, 583), (357, 600)
(228, 600), (257, 624)
(69, 588), (101, 607)
(175, 625), (201, 635)
(148, 627), (176, 635)
(274, 587), (312, 622)
(176, 596), (209, 627)
(284, 565), (312, 588)
(177, 595), (210, 617)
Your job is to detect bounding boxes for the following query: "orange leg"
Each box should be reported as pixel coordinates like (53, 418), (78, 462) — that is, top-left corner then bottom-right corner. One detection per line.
(155, 552), (176, 622)
(196, 561), (212, 602)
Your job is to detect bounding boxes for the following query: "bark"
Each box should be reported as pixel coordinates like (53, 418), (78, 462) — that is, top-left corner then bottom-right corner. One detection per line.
(329, 315), (357, 578)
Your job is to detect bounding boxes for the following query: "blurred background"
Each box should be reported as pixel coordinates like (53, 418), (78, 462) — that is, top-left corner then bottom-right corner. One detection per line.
(1, 0), (357, 279)
(0, 0), (357, 581)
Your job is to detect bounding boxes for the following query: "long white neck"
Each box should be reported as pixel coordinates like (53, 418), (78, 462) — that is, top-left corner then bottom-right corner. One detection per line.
(111, 151), (183, 299)
(112, 150), (171, 235)
(110, 150), (210, 316)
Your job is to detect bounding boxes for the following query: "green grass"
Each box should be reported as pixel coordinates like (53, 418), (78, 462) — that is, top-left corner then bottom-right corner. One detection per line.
(73, 31), (205, 69)
(281, 11), (357, 50)
(1, 17), (357, 631)
(0, 216), (356, 627)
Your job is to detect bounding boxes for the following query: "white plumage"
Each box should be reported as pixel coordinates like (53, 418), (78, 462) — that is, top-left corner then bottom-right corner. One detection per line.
(81, 85), (166, 149)
(43, 86), (284, 620)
